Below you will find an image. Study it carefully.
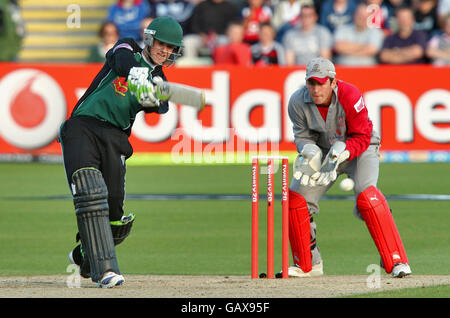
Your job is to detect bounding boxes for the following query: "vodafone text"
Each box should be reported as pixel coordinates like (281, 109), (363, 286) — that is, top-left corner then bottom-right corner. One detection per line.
(0, 68), (447, 153)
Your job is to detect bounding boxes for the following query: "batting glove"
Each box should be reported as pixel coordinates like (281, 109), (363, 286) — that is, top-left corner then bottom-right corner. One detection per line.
(135, 82), (159, 107)
(293, 144), (323, 187)
(128, 67), (148, 93)
(152, 76), (163, 85)
(128, 67), (159, 107)
(316, 141), (350, 186)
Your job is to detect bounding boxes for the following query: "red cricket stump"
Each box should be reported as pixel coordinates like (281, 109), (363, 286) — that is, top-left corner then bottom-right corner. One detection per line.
(251, 156), (289, 279)
(251, 158), (259, 279)
(267, 158), (274, 278)
(281, 158), (289, 278)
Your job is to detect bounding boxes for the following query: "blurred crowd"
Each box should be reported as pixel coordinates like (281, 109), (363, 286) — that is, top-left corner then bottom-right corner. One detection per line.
(1, 0), (450, 65)
(100, 0), (450, 66)
(0, 0), (24, 61)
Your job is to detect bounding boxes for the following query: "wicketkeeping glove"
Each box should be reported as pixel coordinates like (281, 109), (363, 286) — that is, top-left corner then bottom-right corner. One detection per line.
(127, 67), (159, 107)
(316, 141), (350, 186)
(293, 144), (323, 187)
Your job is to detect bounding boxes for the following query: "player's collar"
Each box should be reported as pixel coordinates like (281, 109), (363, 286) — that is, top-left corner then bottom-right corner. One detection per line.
(141, 51), (156, 70)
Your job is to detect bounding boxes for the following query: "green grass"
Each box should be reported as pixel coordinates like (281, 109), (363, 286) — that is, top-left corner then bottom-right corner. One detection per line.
(346, 284), (450, 298)
(0, 162), (449, 297)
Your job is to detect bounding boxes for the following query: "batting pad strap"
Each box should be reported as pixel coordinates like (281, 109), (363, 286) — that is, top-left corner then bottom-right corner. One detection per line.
(357, 186), (408, 273)
(72, 168), (120, 282)
(288, 190), (312, 273)
(110, 213), (136, 245)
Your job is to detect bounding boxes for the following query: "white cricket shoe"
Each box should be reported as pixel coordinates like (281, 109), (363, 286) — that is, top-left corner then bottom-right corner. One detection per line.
(391, 263), (411, 278)
(97, 271), (125, 288)
(287, 261), (323, 278)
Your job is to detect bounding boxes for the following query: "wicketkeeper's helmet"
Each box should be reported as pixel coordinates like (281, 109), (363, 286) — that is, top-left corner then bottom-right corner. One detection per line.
(143, 17), (183, 67)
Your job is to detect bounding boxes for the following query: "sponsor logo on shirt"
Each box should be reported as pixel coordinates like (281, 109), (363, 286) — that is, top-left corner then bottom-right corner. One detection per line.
(111, 76), (128, 97)
(354, 96), (365, 113)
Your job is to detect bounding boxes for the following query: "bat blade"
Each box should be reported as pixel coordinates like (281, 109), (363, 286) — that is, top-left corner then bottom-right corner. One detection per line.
(156, 81), (205, 110)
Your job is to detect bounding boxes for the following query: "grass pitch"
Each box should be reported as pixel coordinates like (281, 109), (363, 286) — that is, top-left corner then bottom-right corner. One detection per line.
(0, 162), (449, 297)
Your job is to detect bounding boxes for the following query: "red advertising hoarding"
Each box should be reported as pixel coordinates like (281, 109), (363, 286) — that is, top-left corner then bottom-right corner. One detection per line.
(0, 63), (448, 162)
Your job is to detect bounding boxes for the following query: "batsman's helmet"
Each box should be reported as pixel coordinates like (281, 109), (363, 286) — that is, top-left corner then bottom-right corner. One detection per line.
(143, 17), (183, 67)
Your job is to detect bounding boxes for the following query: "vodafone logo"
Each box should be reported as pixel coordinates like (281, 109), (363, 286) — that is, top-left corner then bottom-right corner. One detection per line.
(0, 69), (66, 149)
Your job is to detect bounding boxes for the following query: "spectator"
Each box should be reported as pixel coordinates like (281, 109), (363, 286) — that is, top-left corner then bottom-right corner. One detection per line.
(383, 0), (412, 32)
(333, 3), (384, 65)
(251, 22), (286, 65)
(437, 0), (450, 27)
(282, 5), (333, 65)
(312, 0), (324, 14)
(271, 0), (303, 31)
(229, 0), (248, 10)
(212, 21), (252, 65)
(413, 0), (440, 36)
(183, 0), (240, 59)
(274, 10), (301, 43)
(87, 21), (120, 62)
(319, 0), (358, 33)
(365, 0), (391, 35)
(379, 6), (428, 64)
(426, 13), (450, 65)
(106, 0), (151, 41)
(272, 0), (310, 42)
(147, 0), (194, 34)
(138, 17), (153, 48)
(0, 0), (24, 61)
(241, 0), (273, 45)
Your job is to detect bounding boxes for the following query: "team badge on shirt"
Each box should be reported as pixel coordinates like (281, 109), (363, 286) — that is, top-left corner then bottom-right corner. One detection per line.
(111, 76), (128, 97)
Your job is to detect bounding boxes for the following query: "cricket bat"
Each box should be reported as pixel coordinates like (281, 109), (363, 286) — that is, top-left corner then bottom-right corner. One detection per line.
(155, 81), (206, 110)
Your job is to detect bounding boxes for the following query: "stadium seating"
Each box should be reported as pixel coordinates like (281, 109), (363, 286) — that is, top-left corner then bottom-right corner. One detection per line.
(17, 0), (115, 62)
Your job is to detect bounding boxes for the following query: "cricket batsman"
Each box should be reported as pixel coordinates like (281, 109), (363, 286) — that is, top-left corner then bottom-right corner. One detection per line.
(285, 57), (411, 278)
(59, 17), (184, 288)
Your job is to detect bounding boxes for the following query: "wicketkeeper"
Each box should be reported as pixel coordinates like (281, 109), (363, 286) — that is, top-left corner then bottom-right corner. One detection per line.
(59, 17), (184, 288)
(285, 57), (411, 278)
